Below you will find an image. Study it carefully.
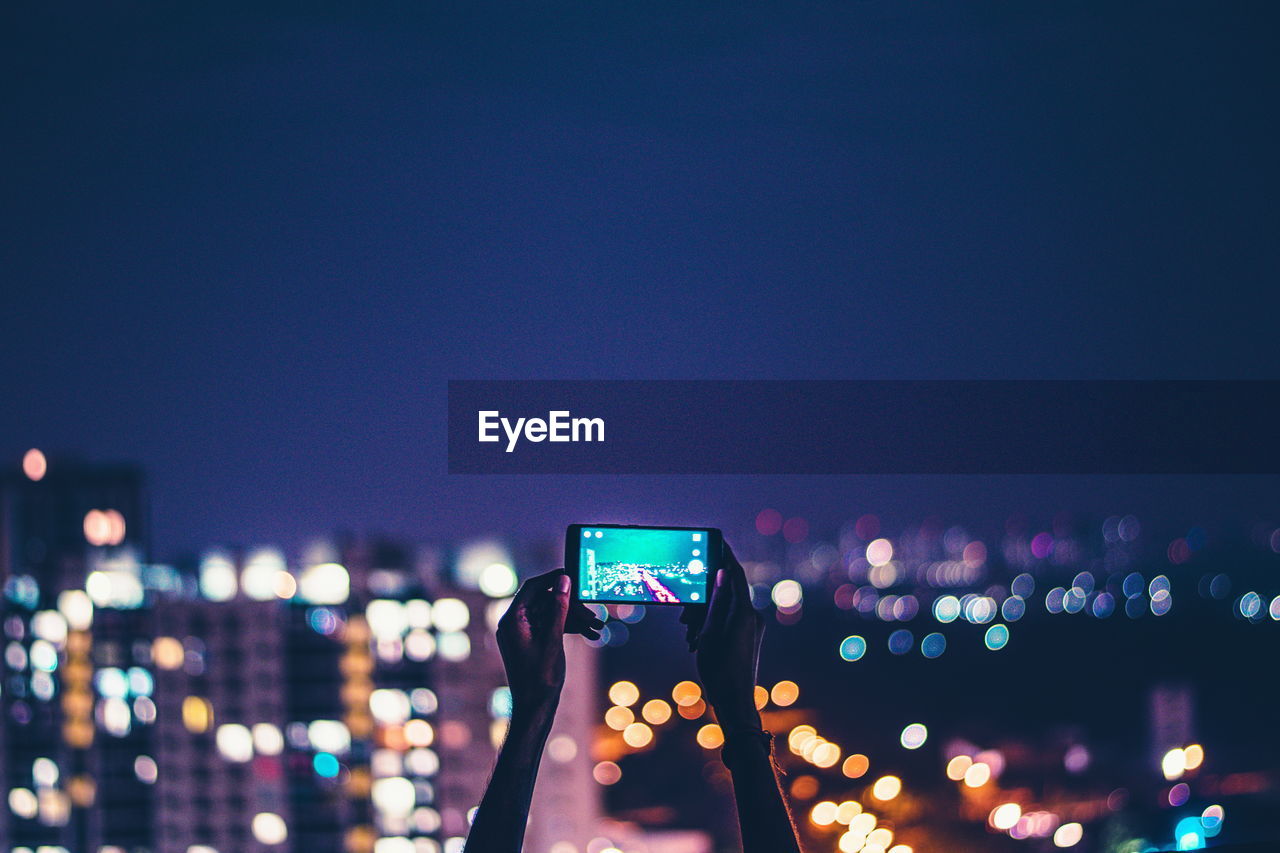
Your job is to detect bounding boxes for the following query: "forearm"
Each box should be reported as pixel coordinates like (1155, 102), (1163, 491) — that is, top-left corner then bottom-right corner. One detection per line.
(719, 714), (803, 853)
(465, 706), (556, 853)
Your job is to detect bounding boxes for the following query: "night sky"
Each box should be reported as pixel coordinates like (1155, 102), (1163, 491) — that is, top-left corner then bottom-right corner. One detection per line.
(4, 1), (1278, 558)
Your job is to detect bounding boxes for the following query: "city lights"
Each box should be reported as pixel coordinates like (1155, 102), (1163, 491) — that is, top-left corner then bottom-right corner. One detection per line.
(83, 509), (126, 547)
(253, 723), (285, 755)
(963, 762), (991, 788)
(5, 462), (1276, 853)
(478, 562), (518, 597)
(899, 723), (927, 750)
(671, 680), (701, 706)
(251, 812), (288, 845)
(216, 724), (254, 763)
(871, 775), (901, 801)
(842, 754), (869, 779)
(23, 447), (48, 481)
(696, 724), (724, 749)
(592, 761), (622, 785)
(431, 598), (470, 632)
(641, 698), (672, 725)
(547, 735), (578, 763)
(1162, 747), (1187, 780)
(920, 631), (946, 658)
(182, 696), (213, 734)
(772, 579), (803, 609)
(622, 722), (653, 748)
(608, 680), (640, 707)
(199, 553), (238, 601)
(990, 802), (1021, 830)
(811, 800), (838, 825)
(866, 538), (894, 567)
(770, 680), (800, 706)
(604, 706), (634, 731)
(1052, 821), (1083, 847)
(839, 635), (867, 661)
(297, 561), (350, 604)
(835, 800), (862, 824)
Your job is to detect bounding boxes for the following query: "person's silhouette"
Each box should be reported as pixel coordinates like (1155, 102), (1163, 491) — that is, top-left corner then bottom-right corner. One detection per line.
(466, 542), (803, 853)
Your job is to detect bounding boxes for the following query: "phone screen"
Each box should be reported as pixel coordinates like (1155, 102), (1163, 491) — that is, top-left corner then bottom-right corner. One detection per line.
(571, 525), (716, 605)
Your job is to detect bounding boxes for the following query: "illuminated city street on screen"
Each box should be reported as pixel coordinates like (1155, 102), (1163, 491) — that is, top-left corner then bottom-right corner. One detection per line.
(578, 528), (709, 604)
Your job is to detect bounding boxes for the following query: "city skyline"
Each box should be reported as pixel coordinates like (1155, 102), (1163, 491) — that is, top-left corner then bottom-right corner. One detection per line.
(4, 451), (1278, 850)
(5, 3), (1279, 850)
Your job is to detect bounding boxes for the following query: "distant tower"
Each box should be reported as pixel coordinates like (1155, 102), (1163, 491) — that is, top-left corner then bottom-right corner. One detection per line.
(1149, 682), (1195, 770)
(525, 637), (602, 853)
(0, 451), (153, 851)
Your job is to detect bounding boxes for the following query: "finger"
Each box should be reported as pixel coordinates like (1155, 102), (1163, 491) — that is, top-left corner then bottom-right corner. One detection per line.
(723, 543), (757, 619)
(510, 567), (565, 609)
(565, 602), (605, 636)
(722, 542), (751, 597)
(699, 567), (732, 646)
(680, 603), (708, 651)
(552, 571), (571, 634)
(572, 600), (605, 622)
(565, 619), (603, 638)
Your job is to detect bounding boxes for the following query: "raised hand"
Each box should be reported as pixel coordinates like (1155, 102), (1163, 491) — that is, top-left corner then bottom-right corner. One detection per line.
(496, 568), (601, 717)
(682, 542), (766, 733)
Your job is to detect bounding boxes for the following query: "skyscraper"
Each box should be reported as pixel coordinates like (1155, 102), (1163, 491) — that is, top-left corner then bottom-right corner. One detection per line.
(1, 450), (153, 851)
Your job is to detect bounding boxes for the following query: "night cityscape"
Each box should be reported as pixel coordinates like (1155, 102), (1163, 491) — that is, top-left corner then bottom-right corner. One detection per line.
(2, 454), (1277, 851)
(5, 1), (1280, 852)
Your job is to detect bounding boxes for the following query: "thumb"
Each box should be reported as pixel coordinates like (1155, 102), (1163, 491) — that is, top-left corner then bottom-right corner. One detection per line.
(553, 571), (572, 635)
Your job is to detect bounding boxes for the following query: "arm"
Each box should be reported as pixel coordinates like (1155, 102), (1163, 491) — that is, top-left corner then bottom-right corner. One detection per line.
(466, 569), (602, 853)
(684, 545), (803, 853)
(467, 705), (557, 853)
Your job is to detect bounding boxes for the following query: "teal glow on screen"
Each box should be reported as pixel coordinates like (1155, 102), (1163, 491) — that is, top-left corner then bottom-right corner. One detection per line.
(578, 527), (710, 604)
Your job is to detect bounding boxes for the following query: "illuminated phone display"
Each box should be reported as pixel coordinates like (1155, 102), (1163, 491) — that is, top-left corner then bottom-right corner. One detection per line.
(565, 524), (721, 606)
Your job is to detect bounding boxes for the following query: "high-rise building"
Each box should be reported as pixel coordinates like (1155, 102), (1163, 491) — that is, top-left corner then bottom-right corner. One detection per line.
(525, 637), (601, 853)
(1, 450), (153, 852)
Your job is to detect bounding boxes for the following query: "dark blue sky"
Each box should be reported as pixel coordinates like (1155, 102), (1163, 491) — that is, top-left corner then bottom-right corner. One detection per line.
(4, 2), (1278, 557)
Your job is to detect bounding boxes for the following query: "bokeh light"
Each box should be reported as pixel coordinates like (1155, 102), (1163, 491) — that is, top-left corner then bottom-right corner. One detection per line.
(770, 680), (799, 706)
(990, 802), (1021, 830)
(622, 722), (653, 748)
(840, 635), (867, 662)
(899, 723), (927, 750)
(1052, 822), (1082, 847)
(871, 775), (901, 801)
(22, 448), (47, 481)
(842, 754), (869, 779)
(696, 724), (724, 749)
(641, 698), (672, 725)
(672, 681), (701, 706)
(592, 761), (621, 785)
(608, 680), (640, 707)
(984, 624), (1010, 650)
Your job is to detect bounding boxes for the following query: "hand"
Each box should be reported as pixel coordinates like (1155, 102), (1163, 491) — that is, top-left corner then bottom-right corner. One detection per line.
(680, 542), (765, 733)
(496, 569), (603, 719)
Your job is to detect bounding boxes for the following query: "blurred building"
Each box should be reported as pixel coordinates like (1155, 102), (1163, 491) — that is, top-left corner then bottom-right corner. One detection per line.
(1, 450), (154, 851)
(525, 637), (600, 853)
(2, 451), (600, 853)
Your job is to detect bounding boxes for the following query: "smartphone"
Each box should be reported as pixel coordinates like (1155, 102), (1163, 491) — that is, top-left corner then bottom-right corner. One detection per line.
(565, 524), (722, 606)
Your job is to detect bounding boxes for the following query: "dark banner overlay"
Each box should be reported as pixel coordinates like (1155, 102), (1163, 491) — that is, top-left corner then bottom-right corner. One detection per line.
(447, 381), (1280, 474)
